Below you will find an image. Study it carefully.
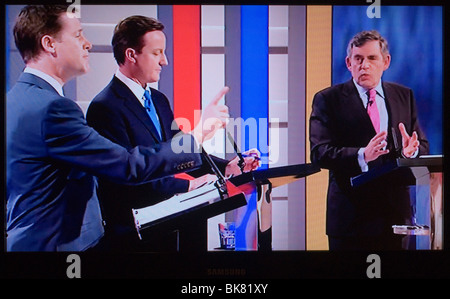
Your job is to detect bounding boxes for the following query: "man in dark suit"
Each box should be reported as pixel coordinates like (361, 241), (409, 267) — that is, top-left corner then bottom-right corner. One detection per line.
(6, 6), (223, 251)
(86, 15), (260, 251)
(309, 30), (429, 250)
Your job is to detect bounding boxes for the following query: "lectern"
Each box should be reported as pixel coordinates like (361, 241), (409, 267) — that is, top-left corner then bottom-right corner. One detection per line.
(351, 155), (443, 250)
(132, 163), (320, 251)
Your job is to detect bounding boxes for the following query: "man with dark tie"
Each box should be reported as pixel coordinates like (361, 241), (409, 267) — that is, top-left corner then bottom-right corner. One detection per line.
(6, 5), (224, 251)
(86, 15), (260, 251)
(309, 30), (429, 250)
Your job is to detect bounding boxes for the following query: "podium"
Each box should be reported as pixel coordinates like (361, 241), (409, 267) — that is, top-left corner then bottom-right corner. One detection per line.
(132, 163), (320, 251)
(351, 155), (443, 249)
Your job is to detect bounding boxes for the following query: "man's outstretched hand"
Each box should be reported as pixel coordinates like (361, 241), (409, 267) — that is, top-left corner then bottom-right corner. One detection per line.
(398, 122), (419, 158)
(364, 131), (389, 163)
(192, 86), (230, 144)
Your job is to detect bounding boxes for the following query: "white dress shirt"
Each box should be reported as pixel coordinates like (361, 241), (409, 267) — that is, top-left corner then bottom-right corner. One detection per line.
(115, 69), (150, 107)
(115, 69), (163, 129)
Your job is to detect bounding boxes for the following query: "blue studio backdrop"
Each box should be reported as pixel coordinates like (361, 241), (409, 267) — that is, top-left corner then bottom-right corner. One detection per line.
(332, 5), (443, 155)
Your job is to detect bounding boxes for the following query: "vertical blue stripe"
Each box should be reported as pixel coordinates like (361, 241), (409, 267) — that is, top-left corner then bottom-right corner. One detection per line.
(240, 5), (269, 165)
(235, 5), (268, 251)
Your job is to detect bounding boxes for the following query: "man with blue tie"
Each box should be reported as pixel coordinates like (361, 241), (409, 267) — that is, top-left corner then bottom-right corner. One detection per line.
(309, 30), (429, 250)
(86, 15), (260, 251)
(6, 5), (227, 251)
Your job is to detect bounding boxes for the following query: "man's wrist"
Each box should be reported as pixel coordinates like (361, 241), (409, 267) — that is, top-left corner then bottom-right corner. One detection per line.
(358, 147), (369, 172)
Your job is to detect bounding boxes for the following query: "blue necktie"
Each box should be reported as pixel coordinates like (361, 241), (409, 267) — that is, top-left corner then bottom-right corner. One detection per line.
(143, 89), (162, 140)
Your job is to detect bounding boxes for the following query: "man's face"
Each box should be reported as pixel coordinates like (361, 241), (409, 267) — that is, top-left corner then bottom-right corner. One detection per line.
(346, 40), (390, 89)
(53, 13), (92, 81)
(134, 30), (168, 84)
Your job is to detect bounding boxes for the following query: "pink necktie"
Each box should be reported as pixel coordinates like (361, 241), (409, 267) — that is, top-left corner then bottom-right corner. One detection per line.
(367, 89), (380, 134)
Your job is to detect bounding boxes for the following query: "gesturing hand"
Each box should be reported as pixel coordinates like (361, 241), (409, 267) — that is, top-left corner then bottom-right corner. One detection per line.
(192, 87), (230, 144)
(225, 148), (261, 176)
(398, 122), (420, 158)
(364, 131), (389, 163)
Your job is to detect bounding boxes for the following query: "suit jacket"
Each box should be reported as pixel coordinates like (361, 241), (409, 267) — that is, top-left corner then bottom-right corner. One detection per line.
(86, 76), (229, 247)
(6, 73), (202, 251)
(309, 79), (429, 238)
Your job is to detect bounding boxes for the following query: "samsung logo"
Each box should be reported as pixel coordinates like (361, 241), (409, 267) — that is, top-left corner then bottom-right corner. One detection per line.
(207, 268), (246, 276)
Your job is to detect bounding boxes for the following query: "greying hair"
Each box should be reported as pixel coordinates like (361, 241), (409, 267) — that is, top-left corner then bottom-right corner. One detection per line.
(346, 30), (389, 58)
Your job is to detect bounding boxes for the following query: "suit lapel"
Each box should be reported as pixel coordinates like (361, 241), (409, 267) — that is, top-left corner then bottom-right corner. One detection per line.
(110, 77), (162, 143)
(381, 82), (402, 153)
(342, 80), (376, 135)
(381, 82), (397, 128)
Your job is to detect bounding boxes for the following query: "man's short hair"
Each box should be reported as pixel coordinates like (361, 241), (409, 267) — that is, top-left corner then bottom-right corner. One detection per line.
(346, 30), (390, 58)
(13, 5), (69, 64)
(112, 15), (164, 65)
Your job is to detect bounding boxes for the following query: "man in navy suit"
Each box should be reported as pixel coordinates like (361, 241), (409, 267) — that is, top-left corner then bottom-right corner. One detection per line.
(309, 30), (429, 250)
(86, 15), (260, 251)
(6, 6), (226, 251)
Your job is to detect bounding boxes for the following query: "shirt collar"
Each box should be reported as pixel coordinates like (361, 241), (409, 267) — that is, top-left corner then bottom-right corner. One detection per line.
(24, 67), (65, 97)
(352, 78), (385, 99)
(115, 69), (151, 101)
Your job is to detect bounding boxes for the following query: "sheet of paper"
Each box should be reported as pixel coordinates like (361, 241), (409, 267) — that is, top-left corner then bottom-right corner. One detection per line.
(132, 181), (220, 227)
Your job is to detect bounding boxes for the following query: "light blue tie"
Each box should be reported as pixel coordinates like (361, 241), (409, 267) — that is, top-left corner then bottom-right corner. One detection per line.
(143, 89), (162, 140)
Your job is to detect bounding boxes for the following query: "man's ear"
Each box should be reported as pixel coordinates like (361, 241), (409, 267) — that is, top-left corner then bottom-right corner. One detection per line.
(124, 48), (137, 64)
(345, 56), (352, 71)
(383, 54), (391, 71)
(41, 35), (57, 55)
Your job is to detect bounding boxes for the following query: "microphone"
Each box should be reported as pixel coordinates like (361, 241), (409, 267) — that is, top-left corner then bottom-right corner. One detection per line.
(199, 145), (228, 196)
(366, 90), (374, 111)
(391, 126), (402, 158)
(226, 131), (245, 174)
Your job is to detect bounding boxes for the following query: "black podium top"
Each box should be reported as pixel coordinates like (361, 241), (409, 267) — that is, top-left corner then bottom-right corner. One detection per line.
(351, 155), (442, 188)
(133, 163), (321, 236)
(229, 162), (321, 188)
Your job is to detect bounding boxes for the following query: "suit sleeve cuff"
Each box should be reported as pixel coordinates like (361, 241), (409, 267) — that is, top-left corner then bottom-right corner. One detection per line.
(358, 147), (369, 172)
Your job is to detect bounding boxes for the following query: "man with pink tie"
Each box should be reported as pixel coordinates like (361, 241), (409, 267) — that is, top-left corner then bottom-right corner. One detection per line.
(309, 30), (429, 250)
